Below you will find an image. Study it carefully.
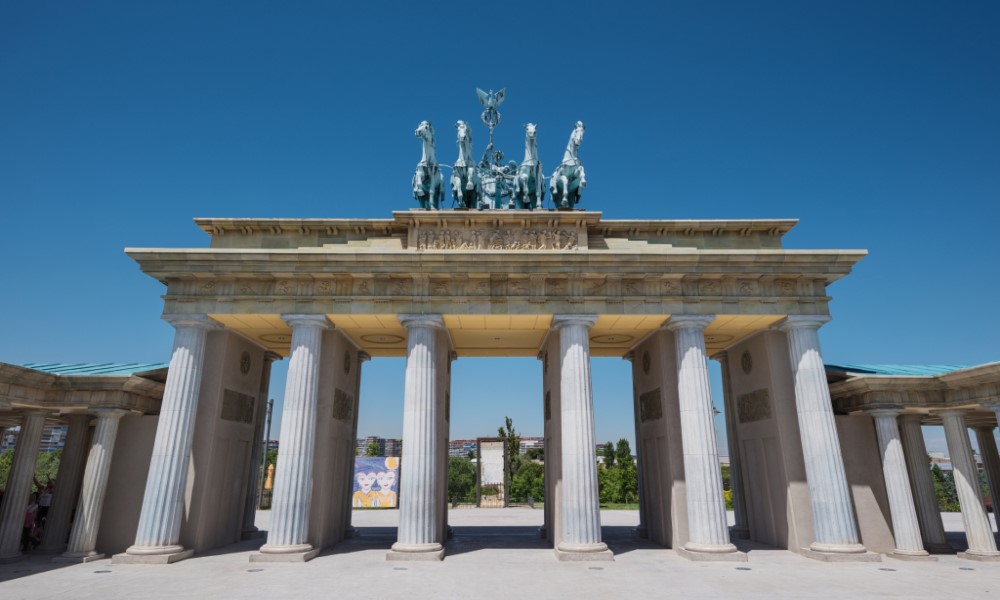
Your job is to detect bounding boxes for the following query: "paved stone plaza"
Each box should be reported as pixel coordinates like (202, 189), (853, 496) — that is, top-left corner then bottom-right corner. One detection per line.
(1, 509), (996, 599)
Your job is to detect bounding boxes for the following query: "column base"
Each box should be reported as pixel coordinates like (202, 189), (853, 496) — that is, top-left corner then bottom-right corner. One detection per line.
(386, 542), (445, 561)
(887, 550), (937, 561)
(730, 526), (750, 540)
(538, 526), (547, 539)
(0, 553), (25, 564)
(677, 543), (747, 562)
(800, 547), (881, 563)
(112, 546), (194, 564)
(958, 550), (1000, 562)
(241, 527), (264, 540)
(54, 552), (106, 564)
(250, 547), (321, 563)
(343, 526), (358, 539)
(554, 542), (614, 562)
(634, 526), (649, 539)
(925, 542), (954, 554)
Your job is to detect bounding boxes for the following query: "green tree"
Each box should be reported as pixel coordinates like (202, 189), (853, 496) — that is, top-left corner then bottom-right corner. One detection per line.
(510, 461), (545, 502)
(601, 442), (616, 469)
(0, 449), (14, 490)
(366, 442), (381, 457)
(448, 456), (477, 502)
(615, 439), (633, 467)
(720, 465), (732, 491)
(265, 448), (278, 470)
(498, 416), (522, 483)
(930, 463), (959, 511)
(524, 447), (544, 462)
(34, 450), (61, 488)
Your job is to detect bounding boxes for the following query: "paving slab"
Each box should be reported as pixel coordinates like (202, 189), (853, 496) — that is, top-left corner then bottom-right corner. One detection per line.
(1, 510), (997, 599)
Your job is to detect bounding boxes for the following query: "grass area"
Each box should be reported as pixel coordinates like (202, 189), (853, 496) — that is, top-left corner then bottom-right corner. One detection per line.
(600, 503), (639, 510)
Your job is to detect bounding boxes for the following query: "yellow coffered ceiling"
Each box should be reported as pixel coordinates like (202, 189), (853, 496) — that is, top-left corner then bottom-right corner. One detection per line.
(210, 313), (784, 359)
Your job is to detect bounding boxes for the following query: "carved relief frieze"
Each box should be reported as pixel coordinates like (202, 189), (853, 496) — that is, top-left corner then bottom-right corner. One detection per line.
(639, 388), (663, 423)
(737, 389), (772, 423)
(415, 225), (579, 251)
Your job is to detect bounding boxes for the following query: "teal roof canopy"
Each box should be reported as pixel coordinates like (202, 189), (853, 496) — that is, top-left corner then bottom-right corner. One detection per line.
(824, 364), (969, 377)
(20, 362), (169, 376)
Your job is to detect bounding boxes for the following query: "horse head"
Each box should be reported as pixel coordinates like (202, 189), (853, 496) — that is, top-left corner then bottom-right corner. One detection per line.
(524, 122), (537, 141)
(456, 120), (471, 143)
(415, 120), (434, 142)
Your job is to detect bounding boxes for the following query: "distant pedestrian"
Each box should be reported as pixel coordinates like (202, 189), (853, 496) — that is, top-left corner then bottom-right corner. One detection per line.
(37, 484), (53, 524)
(21, 493), (39, 552)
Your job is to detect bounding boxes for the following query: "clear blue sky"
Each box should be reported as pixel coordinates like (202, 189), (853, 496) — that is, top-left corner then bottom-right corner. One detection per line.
(1, 1), (998, 456)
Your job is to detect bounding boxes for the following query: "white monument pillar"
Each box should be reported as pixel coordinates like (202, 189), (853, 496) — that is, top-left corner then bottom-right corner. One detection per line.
(666, 316), (742, 560)
(938, 410), (1000, 560)
(0, 411), (47, 562)
(973, 427), (1000, 534)
(780, 316), (872, 560)
(254, 314), (330, 562)
(57, 409), (127, 562)
(38, 414), (91, 553)
(868, 409), (933, 559)
(388, 314), (445, 561)
(624, 352), (648, 540)
(553, 315), (613, 561)
(898, 414), (950, 552)
(341, 351), (369, 539)
(241, 352), (279, 540)
(115, 314), (219, 564)
(716, 350), (750, 540)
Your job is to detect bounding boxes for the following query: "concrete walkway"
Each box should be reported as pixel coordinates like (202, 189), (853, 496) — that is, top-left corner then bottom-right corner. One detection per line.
(1, 510), (997, 599)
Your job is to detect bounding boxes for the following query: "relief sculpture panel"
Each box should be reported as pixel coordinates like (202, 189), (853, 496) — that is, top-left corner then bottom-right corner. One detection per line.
(416, 227), (578, 250)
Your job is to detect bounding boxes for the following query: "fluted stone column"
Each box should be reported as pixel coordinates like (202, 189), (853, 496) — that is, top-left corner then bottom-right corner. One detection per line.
(868, 410), (933, 560)
(973, 427), (1000, 534)
(898, 415), (950, 552)
(553, 315), (613, 561)
(342, 351), (369, 539)
(254, 315), (330, 562)
(241, 352), (279, 540)
(667, 317), (742, 560)
(0, 411), (47, 562)
(939, 410), (1000, 560)
(388, 315), (445, 561)
(716, 350), (750, 540)
(115, 315), (219, 564)
(38, 414), (91, 553)
(57, 410), (127, 562)
(625, 352), (648, 539)
(781, 316), (873, 560)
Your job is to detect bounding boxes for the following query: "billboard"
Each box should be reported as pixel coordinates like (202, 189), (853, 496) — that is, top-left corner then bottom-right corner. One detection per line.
(353, 456), (400, 508)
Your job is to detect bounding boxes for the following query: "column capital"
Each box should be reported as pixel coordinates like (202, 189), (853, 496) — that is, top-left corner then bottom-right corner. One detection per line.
(552, 314), (598, 330)
(398, 314), (445, 330)
(358, 351), (372, 363)
(899, 413), (925, 424)
(263, 351), (283, 364)
(448, 350), (458, 362)
(779, 315), (831, 331)
(90, 408), (129, 419)
(664, 315), (714, 331)
(933, 409), (967, 418)
(866, 408), (905, 418)
(281, 314), (332, 330)
(623, 351), (634, 362)
(983, 401), (1000, 411)
(713, 350), (729, 362)
(972, 424), (996, 433)
(162, 314), (223, 330)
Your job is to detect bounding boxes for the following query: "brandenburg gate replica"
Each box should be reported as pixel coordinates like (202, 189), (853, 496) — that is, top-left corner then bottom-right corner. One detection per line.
(2, 90), (999, 566)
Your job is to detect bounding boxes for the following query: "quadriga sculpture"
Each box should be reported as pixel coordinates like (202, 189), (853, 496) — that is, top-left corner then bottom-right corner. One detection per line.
(550, 121), (587, 210)
(412, 121), (444, 209)
(512, 123), (544, 210)
(450, 120), (481, 209)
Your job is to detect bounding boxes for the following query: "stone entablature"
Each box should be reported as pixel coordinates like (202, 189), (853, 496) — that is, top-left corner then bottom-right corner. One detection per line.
(0, 364), (164, 424)
(194, 211), (797, 251)
(129, 211), (864, 318)
(829, 363), (1000, 426)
